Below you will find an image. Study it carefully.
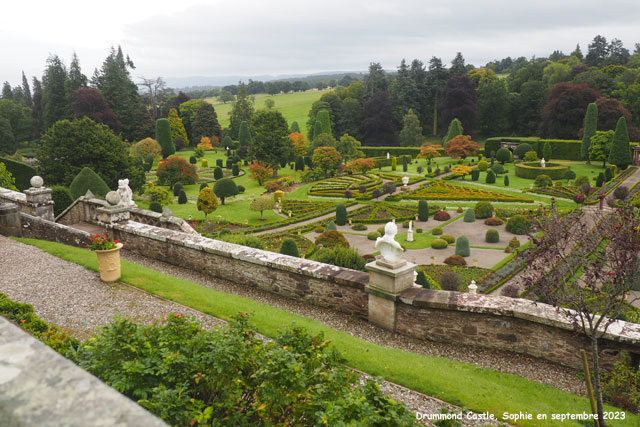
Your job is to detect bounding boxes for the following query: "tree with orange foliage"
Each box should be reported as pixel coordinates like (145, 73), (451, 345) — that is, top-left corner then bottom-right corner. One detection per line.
(417, 144), (441, 164)
(197, 137), (214, 150)
(444, 135), (480, 159)
(249, 161), (272, 186)
(346, 158), (376, 174)
(288, 132), (307, 156)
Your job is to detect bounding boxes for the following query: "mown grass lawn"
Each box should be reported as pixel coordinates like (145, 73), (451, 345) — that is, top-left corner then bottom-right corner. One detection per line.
(17, 237), (639, 427)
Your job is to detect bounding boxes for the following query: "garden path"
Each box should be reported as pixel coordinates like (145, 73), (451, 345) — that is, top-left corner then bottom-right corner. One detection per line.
(254, 203), (366, 235)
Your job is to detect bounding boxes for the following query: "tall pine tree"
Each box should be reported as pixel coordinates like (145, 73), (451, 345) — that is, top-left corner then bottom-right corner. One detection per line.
(42, 55), (72, 129)
(156, 118), (175, 158)
(192, 102), (222, 143)
(608, 117), (632, 169)
(398, 109), (423, 146)
(67, 52), (87, 94)
(581, 102), (598, 163)
(229, 83), (254, 139)
(21, 72), (32, 108)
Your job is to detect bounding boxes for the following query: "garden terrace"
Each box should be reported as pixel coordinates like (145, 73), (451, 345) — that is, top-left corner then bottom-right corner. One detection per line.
(403, 181), (534, 203)
(307, 174), (382, 198)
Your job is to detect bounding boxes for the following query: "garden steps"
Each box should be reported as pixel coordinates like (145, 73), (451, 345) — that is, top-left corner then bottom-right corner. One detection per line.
(66, 221), (103, 235)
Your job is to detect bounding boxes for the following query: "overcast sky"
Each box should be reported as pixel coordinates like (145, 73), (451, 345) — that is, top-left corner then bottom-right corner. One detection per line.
(2, 0), (640, 87)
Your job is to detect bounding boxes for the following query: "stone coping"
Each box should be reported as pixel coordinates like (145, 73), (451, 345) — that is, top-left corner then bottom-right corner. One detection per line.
(0, 316), (167, 426)
(399, 288), (640, 345)
(0, 186), (27, 203)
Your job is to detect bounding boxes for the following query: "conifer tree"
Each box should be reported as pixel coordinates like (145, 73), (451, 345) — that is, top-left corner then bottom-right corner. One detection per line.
(67, 52), (87, 94)
(238, 120), (251, 148)
(229, 83), (254, 139)
(543, 141), (552, 160)
(399, 109), (423, 146)
(42, 54), (72, 129)
(314, 110), (332, 140)
(21, 72), (32, 108)
(290, 121), (301, 133)
(168, 108), (189, 147)
(608, 117), (632, 169)
(156, 118), (175, 158)
(581, 103), (597, 163)
(191, 102), (221, 143)
(442, 118), (463, 146)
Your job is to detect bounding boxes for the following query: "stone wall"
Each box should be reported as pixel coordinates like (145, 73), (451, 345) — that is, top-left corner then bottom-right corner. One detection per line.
(0, 316), (167, 426)
(20, 213), (91, 247)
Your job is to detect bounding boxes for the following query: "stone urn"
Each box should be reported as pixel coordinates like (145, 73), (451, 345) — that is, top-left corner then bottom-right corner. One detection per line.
(95, 243), (123, 282)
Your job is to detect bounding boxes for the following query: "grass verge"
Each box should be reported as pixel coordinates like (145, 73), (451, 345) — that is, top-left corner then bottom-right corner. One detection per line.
(14, 237), (638, 426)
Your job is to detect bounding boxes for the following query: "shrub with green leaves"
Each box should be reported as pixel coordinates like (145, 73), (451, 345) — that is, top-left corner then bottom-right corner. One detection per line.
(71, 314), (414, 426)
(351, 223), (367, 231)
(178, 190), (187, 204)
(315, 230), (349, 248)
(455, 236), (470, 257)
(503, 175), (509, 186)
(506, 215), (530, 235)
(431, 238), (448, 249)
(214, 167), (223, 180)
(219, 233), (265, 249)
(335, 204), (347, 226)
(441, 234), (455, 244)
(431, 227), (443, 235)
(145, 186), (172, 206)
(485, 229), (500, 243)
(477, 160), (488, 171)
(496, 147), (510, 164)
(326, 221), (337, 231)
(51, 186), (73, 217)
(514, 143), (533, 159)
(602, 355), (640, 413)
(439, 271), (462, 291)
(279, 238), (299, 257)
(314, 246), (365, 271)
(444, 255), (466, 266)
(534, 174), (552, 188)
(474, 201), (494, 219)
(490, 164), (504, 174)
(563, 170), (576, 181)
(471, 169), (480, 181)
(463, 208), (475, 223)
(367, 231), (381, 240)
(149, 201), (162, 213)
(69, 167), (110, 200)
(418, 200), (429, 221)
(574, 175), (590, 187)
(485, 169), (496, 184)
(172, 183), (184, 197)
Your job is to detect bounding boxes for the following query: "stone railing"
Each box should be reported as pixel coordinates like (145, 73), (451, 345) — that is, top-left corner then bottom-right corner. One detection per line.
(0, 316), (167, 426)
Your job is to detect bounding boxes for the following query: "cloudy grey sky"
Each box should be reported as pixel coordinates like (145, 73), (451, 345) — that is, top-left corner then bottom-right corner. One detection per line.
(2, 0), (639, 86)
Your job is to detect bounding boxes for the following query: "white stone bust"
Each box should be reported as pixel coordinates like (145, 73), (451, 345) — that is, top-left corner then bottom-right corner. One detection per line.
(375, 221), (404, 263)
(117, 179), (136, 207)
(540, 158), (546, 168)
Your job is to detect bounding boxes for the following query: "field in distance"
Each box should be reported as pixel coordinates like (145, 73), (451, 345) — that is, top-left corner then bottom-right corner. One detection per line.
(205, 89), (329, 131)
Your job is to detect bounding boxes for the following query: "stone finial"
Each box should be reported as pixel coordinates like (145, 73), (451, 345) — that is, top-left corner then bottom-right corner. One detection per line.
(30, 176), (44, 188)
(84, 189), (95, 199)
(162, 207), (173, 217)
(468, 280), (477, 294)
(375, 221), (405, 264)
(105, 191), (121, 206)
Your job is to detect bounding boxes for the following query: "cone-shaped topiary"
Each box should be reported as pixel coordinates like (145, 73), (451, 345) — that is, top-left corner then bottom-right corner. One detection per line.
(418, 200), (429, 221)
(280, 238), (299, 257)
(455, 236), (470, 257)
(581, 102), (598, 162)
(608, 117), (632, 169)
(463, 208), (475, 222)
(155, 118), (175, 159)
(485, 169), (496, 184)
(504, 175), (509, 186)
(69, 167), (110, 200)
(335, 203), (347, 226)
(178, 190), (187, 204)
(326, 221), (337, 230)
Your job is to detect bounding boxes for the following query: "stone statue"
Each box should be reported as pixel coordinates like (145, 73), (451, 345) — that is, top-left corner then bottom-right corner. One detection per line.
(386, 152), (390, 160)
(402, 176), (409, 186)
(117, 179), (136, 207)
(540, 158), (546, 168)
(375, 221), (405, 263)
(407, 221), (414, 242)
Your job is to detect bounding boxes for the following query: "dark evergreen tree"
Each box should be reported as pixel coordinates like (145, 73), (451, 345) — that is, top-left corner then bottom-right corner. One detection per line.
(398, 109), (423, 146)
(1, 82), (12, 100)
(335, 204), (347, 226)
(72, 87), (121, 133)
(449, 52), (467, 76)
(361, 91), (396, 146)
(67, 52), (87, 94)
(608, 117), (632, 169)
(229, 83), (254, 139)
(426, 57), (449, 135)
(213, 178), (238, 205)
(314, 110), (332, 140)
(477, 79), (510, 135)
(364, 63), (387, 96)
(155, 118), (175, 158)
(290, 121), (301, 133)
(191, 102), (222, 143)
(280, 238), (299, 257)
(571, 44), (583, 61)
(30, 77), (43, 137)
(21, 72), (32, 108)
(338, 98), (363, 140)
(581, 102), (598, 162)
(306, 100), (330, 139)
(418, 200), (429, 221)
(442, 118), (463, 146)
(585, 35), (609, 66)
(513, 80), (546, 136)
(439, 76), (477, 137)
(42, 54), (72, 129)
(251, 109), (292, 177)
(390, 59), (419, 124)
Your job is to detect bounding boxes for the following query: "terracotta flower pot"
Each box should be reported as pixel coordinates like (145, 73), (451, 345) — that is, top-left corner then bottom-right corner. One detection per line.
(95, 243), (123, 282)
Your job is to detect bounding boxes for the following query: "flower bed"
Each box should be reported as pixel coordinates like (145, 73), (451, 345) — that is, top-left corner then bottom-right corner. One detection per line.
(527, 185), (596, 200)
(348, 203), (439, 223)
(514, 162), (569, 180)
(282, 200), (356, 217)
(419, 265), (491, 290)
(585, 166), (637, 204)
(308, 174), (383, 198)
(259, 233), (315, 258)
(403, 181), (533, 203)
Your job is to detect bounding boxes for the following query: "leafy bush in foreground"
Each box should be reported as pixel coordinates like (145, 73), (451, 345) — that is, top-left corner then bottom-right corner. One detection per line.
(70, 314), (415, 426)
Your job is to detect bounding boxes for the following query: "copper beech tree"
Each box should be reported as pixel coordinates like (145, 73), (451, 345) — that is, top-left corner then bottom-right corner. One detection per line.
(522, 206), (640, 425)
(444, 135), (480, 159)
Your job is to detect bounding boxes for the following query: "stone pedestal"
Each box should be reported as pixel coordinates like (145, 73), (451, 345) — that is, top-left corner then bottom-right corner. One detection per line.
(24, 187), (54, 221)
(0, 202), (21, 237)
(96, 205), (130, 224)
(365, 260), (417, 331)
(407, 230), (414, 242)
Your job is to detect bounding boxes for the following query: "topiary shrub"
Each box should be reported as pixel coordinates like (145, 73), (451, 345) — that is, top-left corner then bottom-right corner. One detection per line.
(514, 143), (534, 159)
(402, 220), (410, 229)
(441, 234), (455, 244)
(418, 200), (429, 221)
(455, 236), (470, 257)
(456, 206), (463, 213)
(367, 231), (381, 240)
(563, 170), (576, 181)
(490, 164), (504, 174)
(189, 156), (197, 165)
(315, 230), (349, 248)
(335, 204), (347, 226)
(431, 227), (443, 235)
(433, 210), (450, 221)
(173, 183), (184, 197)
(485, 169), (496, 184)
(51, 186), (73, 217)
(69, 167), (110, 200)
(534, 174), (552, 188)
(474, 201), (494, 219)
(463, 208), (475, 223)
(506, 215), (530, 235)
(574, 175), (590, 187)
(216, 159), (223, 168)
(440, 271), (462, 291)
(314, 225), (325, 233)
(214, 167), (223, 180)
(280, 238), (299, 257)
(471, 169), (480, 181)
(444, 255), (467, 266)
(596, 172), (605, 188)
(313, 246), (365, 271)
(614, 185), (629, 200)
(149, 201), (162, 213)
(237, 185), (245, 193)
(477, 160), (488, 171)
(484, 217), (503, 226)
(485, 229), (500, 243)
(199, 183), (208, 190)
(326, 221), (337, 231)
(431, 238), (448, 249)
(213, 178), (238, 205)
(604, 167), (614, 182)
(232, 164), (240, 176)
(508, 237), (521, 249)
(496, 147), (511, 164)
(377, 226), (385, 235)
(201, 159), (209, 167)
(178, 190), (187, 204)
(416, 228), (423, 233)
(352, 223), (367, 231)
(416, 271), (428, 288)
(503, 175), (509, 186)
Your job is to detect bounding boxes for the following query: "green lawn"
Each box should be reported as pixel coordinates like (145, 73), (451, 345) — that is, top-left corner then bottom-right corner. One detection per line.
(205, 90), (329, 130)
(16, 237), (639, 427)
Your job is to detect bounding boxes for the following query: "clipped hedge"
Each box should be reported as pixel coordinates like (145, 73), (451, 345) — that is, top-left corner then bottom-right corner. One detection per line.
(485, 137), (591, 161)
(515, 162), (569, 180)
(69, 167), (110, 200)
(361, 146), (443, 158)
(0, 157), (36, 191)
(431, 238), (449, 249)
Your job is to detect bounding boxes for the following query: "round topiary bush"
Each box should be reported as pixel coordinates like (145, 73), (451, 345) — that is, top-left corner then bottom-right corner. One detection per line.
(149, 201), (162, 213)
(506, 215), (530, 235)
(485, 229), (500, 243)
(514, 143), (534, 159)
(416, 228), (423, 233)
(455, 236), (470, 257)
(574, 175), (590, 187)
(352, 223), (367, 231)
(431, 238), (448, 249)
(173, 183), (183, 197)
(402, 220), (410, 228)
(484, 217), (503, 226)
(441, 234), (455, 244)
(315, 230), (349, 248)
(509, 237), (521, 248)
(280, 238), (299, 257)
(214, 167), (223, 180)
(237, 185), (245, 193)
(563, 170), (576, 181)
(377, 226), (385, 235)
(477, 160), (488, 171)
(440, 271), (462, 291)
(490, 164), (504, 175)
(444, 254), (467, 266)
(534, 174), (553, 188)
(178, 190), (187, 204)
(496, 147), (511, 164)
(614, 185), (629, 200)
(431, 227), (443, 235)
(463, 208), (475, 223)
(474, 201), (494, 219)
(485, 169), (496, 184)
(367, 231), (381, 240)
(189, 156), (196, 164)
(433, 211), (450, 221)
(456, 206), (463, 213)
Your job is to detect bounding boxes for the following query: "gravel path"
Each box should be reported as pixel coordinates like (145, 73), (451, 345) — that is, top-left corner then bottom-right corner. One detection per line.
(0, 236), (583, 425)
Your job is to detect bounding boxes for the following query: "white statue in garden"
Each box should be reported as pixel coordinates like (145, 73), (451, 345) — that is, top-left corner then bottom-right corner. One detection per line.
(540, 158), (546, 168)
(386, 152), (390, 159)
(375, 221), (405, 263)
(117, 179), (136, 207)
